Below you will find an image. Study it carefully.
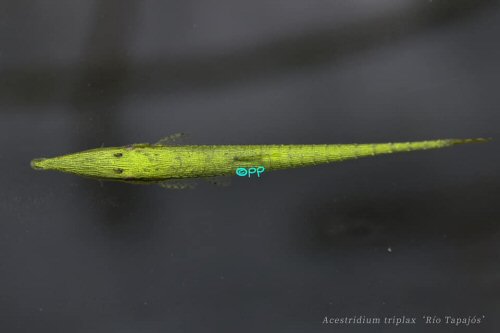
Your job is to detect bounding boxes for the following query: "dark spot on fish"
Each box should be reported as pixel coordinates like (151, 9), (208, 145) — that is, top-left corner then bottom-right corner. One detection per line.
(114, 168), (124, 174)
(114, 153), (123, 157)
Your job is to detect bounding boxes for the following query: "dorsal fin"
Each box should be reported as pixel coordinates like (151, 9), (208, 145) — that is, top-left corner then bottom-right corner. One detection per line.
(155, 133), (190, 146)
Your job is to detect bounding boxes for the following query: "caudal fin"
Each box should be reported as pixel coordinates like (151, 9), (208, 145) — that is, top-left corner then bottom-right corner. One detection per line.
(446, 138), (492, 145)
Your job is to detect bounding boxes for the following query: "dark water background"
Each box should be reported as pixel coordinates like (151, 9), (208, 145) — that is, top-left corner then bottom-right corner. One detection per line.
(1, 1), (499, 332)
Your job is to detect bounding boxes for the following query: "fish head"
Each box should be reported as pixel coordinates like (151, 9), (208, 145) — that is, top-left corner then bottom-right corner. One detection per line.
(30, 147), (147, 180)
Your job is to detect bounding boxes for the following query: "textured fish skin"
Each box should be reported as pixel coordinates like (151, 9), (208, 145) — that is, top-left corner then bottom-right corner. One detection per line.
(30, 138), (490, 183)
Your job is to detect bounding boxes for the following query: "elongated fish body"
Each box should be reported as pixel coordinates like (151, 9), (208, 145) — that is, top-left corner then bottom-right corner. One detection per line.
(31, 138), (489, 183)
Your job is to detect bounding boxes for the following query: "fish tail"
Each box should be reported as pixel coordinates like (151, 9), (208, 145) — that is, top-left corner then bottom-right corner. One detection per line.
(261, 138), (491, 170)
(445, 137), (492, 145)
(341, 137), (491, 160)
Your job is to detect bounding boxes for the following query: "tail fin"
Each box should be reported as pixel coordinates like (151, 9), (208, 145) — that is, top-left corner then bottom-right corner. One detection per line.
(446, 138), (492, 145)
(393, 137), (492, 152)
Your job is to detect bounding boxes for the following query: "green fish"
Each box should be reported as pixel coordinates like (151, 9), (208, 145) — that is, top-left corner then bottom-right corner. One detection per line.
(31, 134), (490, 188)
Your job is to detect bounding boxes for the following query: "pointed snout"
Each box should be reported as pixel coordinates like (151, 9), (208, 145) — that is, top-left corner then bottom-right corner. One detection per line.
(30, 158), (47, 170)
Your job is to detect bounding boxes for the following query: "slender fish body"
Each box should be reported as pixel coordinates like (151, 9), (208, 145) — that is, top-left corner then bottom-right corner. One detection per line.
(31, 138), (489, 184)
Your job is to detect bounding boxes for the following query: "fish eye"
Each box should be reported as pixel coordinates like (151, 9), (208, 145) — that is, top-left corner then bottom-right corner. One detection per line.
(114, 168), (124, 174)
(114, 153), (123, 157)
